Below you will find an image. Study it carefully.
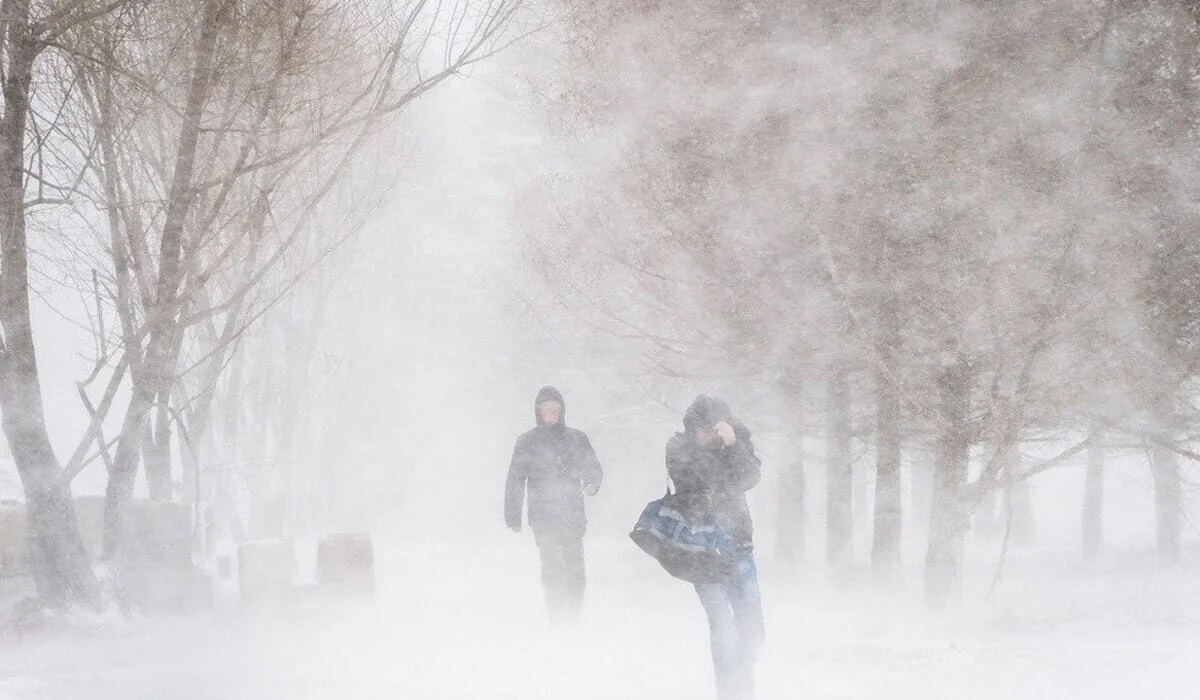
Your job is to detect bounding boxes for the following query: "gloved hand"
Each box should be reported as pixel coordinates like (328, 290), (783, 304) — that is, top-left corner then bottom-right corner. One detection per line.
(713, 420), (736, 447)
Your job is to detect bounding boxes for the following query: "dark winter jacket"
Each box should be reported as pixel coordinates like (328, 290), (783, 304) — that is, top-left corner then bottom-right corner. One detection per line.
(666, 395), (762, 550)
(505, 387), (604, 535)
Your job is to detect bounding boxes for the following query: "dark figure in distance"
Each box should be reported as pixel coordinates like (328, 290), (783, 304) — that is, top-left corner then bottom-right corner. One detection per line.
(505, 386), (603, 623)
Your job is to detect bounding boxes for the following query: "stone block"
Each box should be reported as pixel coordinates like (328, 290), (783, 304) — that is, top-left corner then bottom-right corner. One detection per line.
(0, 502), (27, 576)
(316, 532), (375, 597)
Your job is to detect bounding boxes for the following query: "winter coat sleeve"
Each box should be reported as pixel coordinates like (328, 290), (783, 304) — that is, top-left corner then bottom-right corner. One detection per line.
(723, 421), (762, 492)
(504, 436), (529, 529)
(577, 432), (603, 492)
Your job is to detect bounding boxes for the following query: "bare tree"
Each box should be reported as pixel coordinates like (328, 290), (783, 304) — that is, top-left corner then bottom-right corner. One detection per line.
(526, 0), (1200, 610)
(0, 0), (140, 608)
(0, 0), (524, 609)
(58, 0), (525, 562)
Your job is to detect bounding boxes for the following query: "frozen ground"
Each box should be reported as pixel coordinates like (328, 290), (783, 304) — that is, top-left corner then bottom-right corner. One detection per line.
(0, 533), (1197, 699)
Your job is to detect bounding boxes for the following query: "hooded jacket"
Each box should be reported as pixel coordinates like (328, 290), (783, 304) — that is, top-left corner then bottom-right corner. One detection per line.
(505, 387), (604, 535)
(666, 395), (762, 549)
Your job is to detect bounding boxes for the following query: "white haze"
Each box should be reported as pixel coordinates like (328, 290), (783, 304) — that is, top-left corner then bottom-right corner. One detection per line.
(1, 4), (1199, 700)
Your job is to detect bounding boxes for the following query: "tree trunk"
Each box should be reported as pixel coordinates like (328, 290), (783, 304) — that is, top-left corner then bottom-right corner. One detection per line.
(24, 486), (98, 606)
(103, 0), (228, 561)
(973, 486), (1002, 537)
(776, 449), (806, 566)
(1151, 396), (1181, 566)
(991, 441), (1035, 546)
(103, 384), (154, 561)
(180, 403), (204, 508)
(0, 8), (98, 606)
(144, 321), (185, 502)
(142, 397), (173, 502)
(853, 448), (868, 539)
(1007, 456), (1036, 547)
(181, 367), (223, 560)
(1151, 446), (1181, 565)
(911, 448), (933, 533)
(871, 365), (902, 582)
(1082, 434), (1104, 561)
(924, 359), (970, 611)
(975, 441), (1020, 540)
(826, 365), (853, 567)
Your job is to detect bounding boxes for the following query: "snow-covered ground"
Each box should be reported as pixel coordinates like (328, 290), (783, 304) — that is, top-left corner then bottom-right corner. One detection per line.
(0, 532), (1197, 699)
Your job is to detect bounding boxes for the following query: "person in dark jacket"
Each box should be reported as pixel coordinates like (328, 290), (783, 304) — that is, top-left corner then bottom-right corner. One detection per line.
(667, 395), (764, 700)
(505, 386), (603, 623)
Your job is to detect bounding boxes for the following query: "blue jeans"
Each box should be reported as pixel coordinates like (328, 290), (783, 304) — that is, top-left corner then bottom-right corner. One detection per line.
(694, 555), (764, 700)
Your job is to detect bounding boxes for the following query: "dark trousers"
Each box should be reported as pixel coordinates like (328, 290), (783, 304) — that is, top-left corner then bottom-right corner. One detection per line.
(694, 555), (765, 700)
(533, 528), (586, 623)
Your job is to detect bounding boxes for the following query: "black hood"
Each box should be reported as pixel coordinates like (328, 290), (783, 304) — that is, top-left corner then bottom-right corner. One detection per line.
(534, 386), (566, 426)
(682, 394), (731, 433)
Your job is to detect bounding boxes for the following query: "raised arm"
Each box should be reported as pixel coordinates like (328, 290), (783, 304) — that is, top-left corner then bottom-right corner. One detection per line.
(723, 420), (762, 492)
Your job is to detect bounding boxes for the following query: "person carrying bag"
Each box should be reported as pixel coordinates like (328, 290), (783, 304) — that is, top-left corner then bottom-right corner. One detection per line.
(630, 395), (765, 700)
